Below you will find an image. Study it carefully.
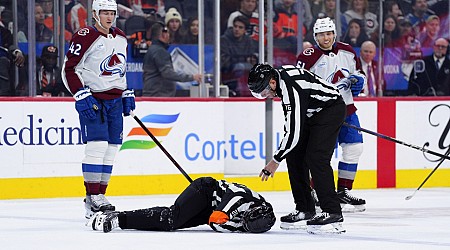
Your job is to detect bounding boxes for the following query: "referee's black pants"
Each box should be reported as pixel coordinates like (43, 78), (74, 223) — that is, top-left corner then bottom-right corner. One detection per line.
(286, 98), (346, 214)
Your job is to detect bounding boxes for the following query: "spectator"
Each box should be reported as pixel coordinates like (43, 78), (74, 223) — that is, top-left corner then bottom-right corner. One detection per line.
(418, 15), (440, 48)
(384, 1), (403, 20)
(359, 40), (383, 96)
(142, 22), (202, 96)
(396, 20), (422, 84)
(273, 0), (298, 39)
(409, 37), (450, 96)
(35, 3), (53, 42)
(310, 0), (323, 19)
(36, 45), (65, 97)
(16, 3), (53, 43)
(0, 8), (12, 29)
(221, 16), (257, 87)
(180, 17), (199, 44)
(227, 0), (261, 42)
(405, 0), (430, 34)
(275, 0), (313, 31)
(0, 24), (25, 96)
(273, 0), (298, 53)
(40, 0), (72, 42)
(165, 7), (184, 44)
(40, 0), (53, 18)
(67, 0), (88, 33)
(382, 15), (401, 47)
(341, 0), (379, 41)
(124, 0), (165, 17)
(392, 17), (414, 47)
(342, 19), (369, 47)
(88, 177), (276, 234)
(319, 0), (337, 21)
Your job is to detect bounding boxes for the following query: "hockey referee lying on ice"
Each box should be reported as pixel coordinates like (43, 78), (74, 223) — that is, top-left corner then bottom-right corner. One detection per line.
(88, 177), (276, 233)
(248, 63), (347, 234)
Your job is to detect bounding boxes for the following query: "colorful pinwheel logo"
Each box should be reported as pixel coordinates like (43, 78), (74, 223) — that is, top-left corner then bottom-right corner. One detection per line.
(120, 113), (180, 150)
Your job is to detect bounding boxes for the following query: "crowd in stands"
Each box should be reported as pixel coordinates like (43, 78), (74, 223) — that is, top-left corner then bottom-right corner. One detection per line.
(0, 0), (449, 97)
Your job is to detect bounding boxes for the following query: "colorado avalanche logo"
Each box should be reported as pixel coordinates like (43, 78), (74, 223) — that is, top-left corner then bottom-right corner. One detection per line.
(99, 49), (126, 77)
(329, 67), (350, 83)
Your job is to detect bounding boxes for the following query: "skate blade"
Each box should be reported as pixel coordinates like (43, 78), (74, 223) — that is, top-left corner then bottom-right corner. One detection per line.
(280, 221), (307, 230)
(341, 204), (366, 213)
(306, 222), (346, 234)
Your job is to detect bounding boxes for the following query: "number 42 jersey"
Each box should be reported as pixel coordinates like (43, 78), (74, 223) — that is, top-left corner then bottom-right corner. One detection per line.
(62, 26), (128, 100)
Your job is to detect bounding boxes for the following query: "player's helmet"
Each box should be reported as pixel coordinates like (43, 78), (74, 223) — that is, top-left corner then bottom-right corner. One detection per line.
(92, 0), (118, 27)
(242, 202), (276, 233)
(248, 63), (275, 99)
(313, 17), (336, 47)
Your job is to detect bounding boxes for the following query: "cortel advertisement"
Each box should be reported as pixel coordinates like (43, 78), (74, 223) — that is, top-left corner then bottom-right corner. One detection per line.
(0, 98), (449, 196)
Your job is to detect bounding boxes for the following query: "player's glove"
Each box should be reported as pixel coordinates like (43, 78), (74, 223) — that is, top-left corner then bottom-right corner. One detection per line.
(335, 77), (352, 91)
(74, 87), (99, 119)
(348, 72), (366, 96)
(122, 89), (135, 116)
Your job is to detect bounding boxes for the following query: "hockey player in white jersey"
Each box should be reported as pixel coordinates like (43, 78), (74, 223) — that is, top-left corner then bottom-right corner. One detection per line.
(295, 17), (367, 215)
(62, 0), (135, 219)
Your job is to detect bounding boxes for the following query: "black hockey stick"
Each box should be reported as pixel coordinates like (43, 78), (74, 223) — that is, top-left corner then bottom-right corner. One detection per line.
(343, 123), (450, 160)
(405, 147), (450, 200)
(130, 111), (193, 183)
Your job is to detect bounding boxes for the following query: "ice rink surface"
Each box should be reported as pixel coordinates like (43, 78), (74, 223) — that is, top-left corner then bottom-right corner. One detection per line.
(1, 188), (449, 250)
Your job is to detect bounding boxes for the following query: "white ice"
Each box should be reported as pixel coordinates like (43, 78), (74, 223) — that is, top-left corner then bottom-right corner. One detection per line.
(1, 188), (450, 250)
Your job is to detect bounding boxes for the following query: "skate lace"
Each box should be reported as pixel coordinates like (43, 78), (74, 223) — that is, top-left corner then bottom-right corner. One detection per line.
(344, 189), (363, 201)
(99, 194), (111, 205)
(311, 212), (329, 220)
(287, 210), (300, 218)
(91, 194), (111, 207)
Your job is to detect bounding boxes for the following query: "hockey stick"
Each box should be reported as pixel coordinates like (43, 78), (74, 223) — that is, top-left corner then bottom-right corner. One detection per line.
(405, 147), (450, 200)
(343, 123), (450, 160)
(130, 111), (193, 183)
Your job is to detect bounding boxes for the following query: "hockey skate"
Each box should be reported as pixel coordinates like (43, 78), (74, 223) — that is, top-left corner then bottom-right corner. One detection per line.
(306, 212), (345, 234)
(84, 194), (116, 219)
(280, 210), (315, 230)
(337, 188), (366, 213)
(88, 211), (119, 233)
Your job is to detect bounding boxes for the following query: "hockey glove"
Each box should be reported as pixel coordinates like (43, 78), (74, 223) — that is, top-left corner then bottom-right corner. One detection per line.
(209, 211), (229, 225)
(74, 87), (99, 119)
(335, 78), (352, 91)
(122, 89), (135, 116)
(348, 73), (366, 96)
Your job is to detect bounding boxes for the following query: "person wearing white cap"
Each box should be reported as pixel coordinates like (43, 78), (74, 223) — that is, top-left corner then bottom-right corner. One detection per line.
(165, 7), (183, 44)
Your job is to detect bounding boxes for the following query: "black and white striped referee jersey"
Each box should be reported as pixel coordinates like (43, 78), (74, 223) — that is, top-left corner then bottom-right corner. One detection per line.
(273, 65), (342, 163)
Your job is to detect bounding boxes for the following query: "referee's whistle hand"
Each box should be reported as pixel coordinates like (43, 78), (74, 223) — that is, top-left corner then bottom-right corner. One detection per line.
(259, 160), (279, 181)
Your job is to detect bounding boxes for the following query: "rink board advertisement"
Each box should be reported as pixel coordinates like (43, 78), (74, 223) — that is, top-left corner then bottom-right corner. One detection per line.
(0, 97), (449, 198)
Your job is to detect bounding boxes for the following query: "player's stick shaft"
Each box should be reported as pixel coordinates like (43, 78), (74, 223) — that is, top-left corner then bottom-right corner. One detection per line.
(130, 111), (193, 183)
(343, 123), (450, 160)
(405, 148), (450, 200)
